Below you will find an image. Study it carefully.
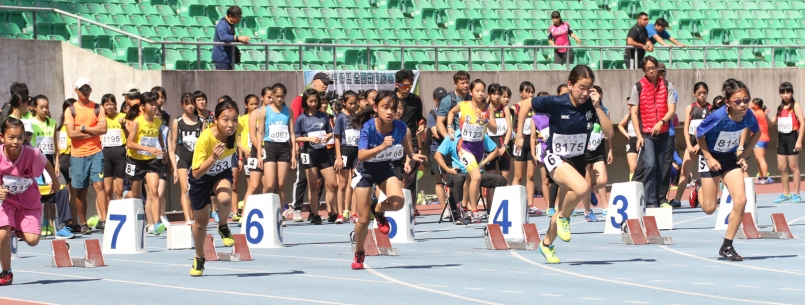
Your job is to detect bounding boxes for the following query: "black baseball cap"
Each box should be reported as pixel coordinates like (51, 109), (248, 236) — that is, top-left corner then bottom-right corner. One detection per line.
(313, 72), (333, 84)
(433, 87), (448, 101)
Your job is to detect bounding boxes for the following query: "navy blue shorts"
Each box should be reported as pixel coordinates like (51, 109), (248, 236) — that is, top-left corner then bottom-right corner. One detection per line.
(188, 168), (234, 210)
(700, 152), (740, 178)
(354, 167), (397, 188)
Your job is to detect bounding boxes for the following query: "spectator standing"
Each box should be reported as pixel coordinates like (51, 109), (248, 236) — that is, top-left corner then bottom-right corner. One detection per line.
(647, 18), (686, 48)
(212, 6), (249, 70)
(625, 12), (653, 69)
(394, 70), (424, 213)
(64, 78), (108, 235)
(548, 11), (582, 64)
(628, 57), (676, 208)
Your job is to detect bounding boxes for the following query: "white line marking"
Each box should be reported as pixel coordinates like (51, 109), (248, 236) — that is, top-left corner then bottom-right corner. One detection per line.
(580, 297), (603, 301)
(502, 290), (523, 294)
(703, 266), (723, 268)
(477, 269), (495, 272)
(0, 297), (60, 305)
(779, 288), (805, 291)
(249, 253), (352, 262)
(284, 232), (345, 237)
(691, 282), (715, 285)
(735, 285), (759, 288)
(539, 294), (562, 297)
(658, 246), (805, 276)
(16, 270), (352, 304)
(363, 263), (503, 305)
(542, 273), (559, 276)
(508, 271), (526, 274)
(673, 214), (714, 225)
(650, 280), (675, 283)
(418, 284), (448, 288)
(465, 288), (486, 291)
(624, 301), (649, 304)
(509, 251), (790, 305)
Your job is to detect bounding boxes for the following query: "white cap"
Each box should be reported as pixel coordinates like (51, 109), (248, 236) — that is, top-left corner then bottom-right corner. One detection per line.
(74, 77), (91, 89)
(123, 83), (139, 93)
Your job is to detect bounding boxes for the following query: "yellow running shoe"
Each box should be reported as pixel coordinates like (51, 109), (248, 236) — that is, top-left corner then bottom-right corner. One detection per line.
(232, 214), (241, 222)
(218, 225), (235, 247)
(190, 257), (205, 276)
(538, 242), (560, 264)
(557, 217), (571, 242)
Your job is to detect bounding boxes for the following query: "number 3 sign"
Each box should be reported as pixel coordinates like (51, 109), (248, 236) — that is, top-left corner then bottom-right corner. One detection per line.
(604, 182), (646, 234)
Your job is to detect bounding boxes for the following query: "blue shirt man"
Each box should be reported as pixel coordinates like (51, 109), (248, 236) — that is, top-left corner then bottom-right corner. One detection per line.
(646, 18), (685, 47)
(212, 6), (249, 70)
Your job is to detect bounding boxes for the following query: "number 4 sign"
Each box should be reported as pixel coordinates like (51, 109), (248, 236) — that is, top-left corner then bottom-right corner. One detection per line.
(102, 199), (147, 254)
(240, 193), (284, 248)
(487, 185), (528, 242)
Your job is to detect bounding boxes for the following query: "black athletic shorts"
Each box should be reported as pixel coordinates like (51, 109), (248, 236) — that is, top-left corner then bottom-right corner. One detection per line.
(546, 154), (587, 184)
(339, 146), (359, 169)
(176, 154), (192, 169)
(126, 157), (161, 181)
(188, 168), (234, 210)
(688, 135), (699, 147)
(245, 145), (265, 175)
(626, 137), (638, 154)
(301, 146), (332, 170)
(354, 166), (397, 188)
(429, 150), (445, 177)
(777, 132), (799, 155)
(102, 146), (127, 179)
(484, 149), (511, 172)
(700, 152), (740, 178)
(585, 144), (606, 164)
(265, 142), (291, 163)
(58, 154), (71, 183)
(513, 134), (533, 162)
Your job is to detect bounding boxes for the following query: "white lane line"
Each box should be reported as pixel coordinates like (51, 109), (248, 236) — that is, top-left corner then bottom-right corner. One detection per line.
(16, 270), (352, 304)
(658, 246), (805, 276)
(735, 285), (760, 288)
(419, 284), (448, 288)
(477, 269), (495, 272)
(779, 288), (805, 291)
(510, 251), (790, 305)
(650, 280), (675, 283)
(502, 291), (523, 294)
(539, 294), (562, 297)
(673, 214), (715, 225)
(465, 288), (486, 291)
(363, 263), (503, 305)
(249, 253), (352, 262)
(580, 297), (603, 301)
(787, 215), (805, 241)
(283, 232), (345, 237)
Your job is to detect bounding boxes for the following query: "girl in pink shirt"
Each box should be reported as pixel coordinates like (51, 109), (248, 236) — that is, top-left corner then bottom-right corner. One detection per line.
(0, 117), (59, 286)
(548, 11), (582, 64)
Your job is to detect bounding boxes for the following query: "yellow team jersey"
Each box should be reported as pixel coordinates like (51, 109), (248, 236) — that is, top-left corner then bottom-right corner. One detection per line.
(128, 115), (162, 160)
(238, 113), (251, 149)
(458, 101), (490, 142)
(102, 112), (127, 147)
(58, 125), (71, 155)
(192, 126), (237, 176)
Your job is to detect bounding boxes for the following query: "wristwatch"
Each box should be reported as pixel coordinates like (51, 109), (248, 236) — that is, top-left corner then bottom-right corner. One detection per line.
(81, 126), (86, 132)
(737, 146), (745, 151)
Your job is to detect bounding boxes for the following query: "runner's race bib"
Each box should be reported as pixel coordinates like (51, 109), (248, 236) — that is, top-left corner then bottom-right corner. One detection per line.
(688, 119), (703, 136)
(58, 132), (67, 149)
(37, 136), (55, 154)
(367, 144), (404, 162)
(778, 117), (793, 133)
(207, 157), (231, 176)
(101, 129), (123, 148)
(627, 122), (636, 137)
(587, 130), (603, 150)
(308, 131), (326, 149)
(543, 152), (564, 173)
(522, 119), (532, 135)
(138, 136), (158, 156)
(539, 127), (550, 139)
(459, 150), (479, 172)
(551, 133), (587, 157)
(488, 118), (507, 137)
(2, 175), (33, 195)
(300, 153), (310, 165)
(126, 163), (136, 176)
(698, 154), (710, 173)
(182, 135), (198, 151)
(713, 130), (741, 153)
(461, 123), (484, 142)
(344, 129), (359, 146)
(269, 124), (290, 142)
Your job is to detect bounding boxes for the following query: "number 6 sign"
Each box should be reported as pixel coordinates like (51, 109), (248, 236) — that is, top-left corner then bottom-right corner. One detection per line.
(240, 193), (284, 248)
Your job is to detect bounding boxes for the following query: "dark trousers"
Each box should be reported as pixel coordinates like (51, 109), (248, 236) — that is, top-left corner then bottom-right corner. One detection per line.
(401, 148), (420, 201)
(292, 162), (324, 211)
(659, 134), (676, 202)
(633, 133), (672, 206)
(214, 62), (233, 70)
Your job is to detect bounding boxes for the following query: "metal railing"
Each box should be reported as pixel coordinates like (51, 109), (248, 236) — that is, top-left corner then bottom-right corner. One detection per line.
(0, 5), (799, 70)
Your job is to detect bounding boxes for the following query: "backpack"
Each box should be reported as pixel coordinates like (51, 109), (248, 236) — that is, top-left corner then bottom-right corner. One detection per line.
(68, 103), (101, 120)
(634, 79), (670, 97)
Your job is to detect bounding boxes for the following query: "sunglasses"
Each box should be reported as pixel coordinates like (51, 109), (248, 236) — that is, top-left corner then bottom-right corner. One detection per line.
(730, 98), (751, 105)
(396, 83), (412, 89)
(78, 86), (92, 92)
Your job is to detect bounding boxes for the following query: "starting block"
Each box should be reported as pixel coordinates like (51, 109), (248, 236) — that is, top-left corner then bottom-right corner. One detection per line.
(167, 225), (193, 250)
(605, 182), (645, 234)
(621, 219), (648, 245)
(507, 224), (541, 250)
(487, 185), (528, 242)
(736, 213), (789, 239)
(714, 178), (757, 230)
(232, 234), (253, 261)
(643, 216), (674, 245)
(484, 224), (510, 250)
(351, 229), (397, 256)
(50, 239), (105, 268)
(771, 213), (794, 238)
(203, 234), (241, 262)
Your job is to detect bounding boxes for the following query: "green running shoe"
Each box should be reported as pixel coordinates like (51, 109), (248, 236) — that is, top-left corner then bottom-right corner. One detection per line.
(557, 217), (571, 242)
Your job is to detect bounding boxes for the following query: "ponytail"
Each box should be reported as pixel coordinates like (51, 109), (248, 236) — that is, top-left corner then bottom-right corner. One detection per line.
(349, 90), (398, 130)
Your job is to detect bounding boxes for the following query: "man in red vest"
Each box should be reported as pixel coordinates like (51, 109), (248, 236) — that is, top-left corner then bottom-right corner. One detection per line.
(628, 56), (677, 208)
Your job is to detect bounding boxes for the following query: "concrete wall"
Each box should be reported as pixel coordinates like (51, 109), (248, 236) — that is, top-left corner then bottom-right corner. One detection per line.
(0, 38), (65, 117)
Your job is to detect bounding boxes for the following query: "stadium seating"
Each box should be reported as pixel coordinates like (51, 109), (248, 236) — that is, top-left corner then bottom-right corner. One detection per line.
(1, 0), (803, 70)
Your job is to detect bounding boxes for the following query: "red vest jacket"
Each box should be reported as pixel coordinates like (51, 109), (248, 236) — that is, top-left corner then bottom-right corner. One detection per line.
(637, 77), (670, 134)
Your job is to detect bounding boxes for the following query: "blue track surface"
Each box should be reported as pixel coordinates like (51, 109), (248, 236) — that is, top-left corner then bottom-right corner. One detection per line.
(6, 193), (805, 305)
